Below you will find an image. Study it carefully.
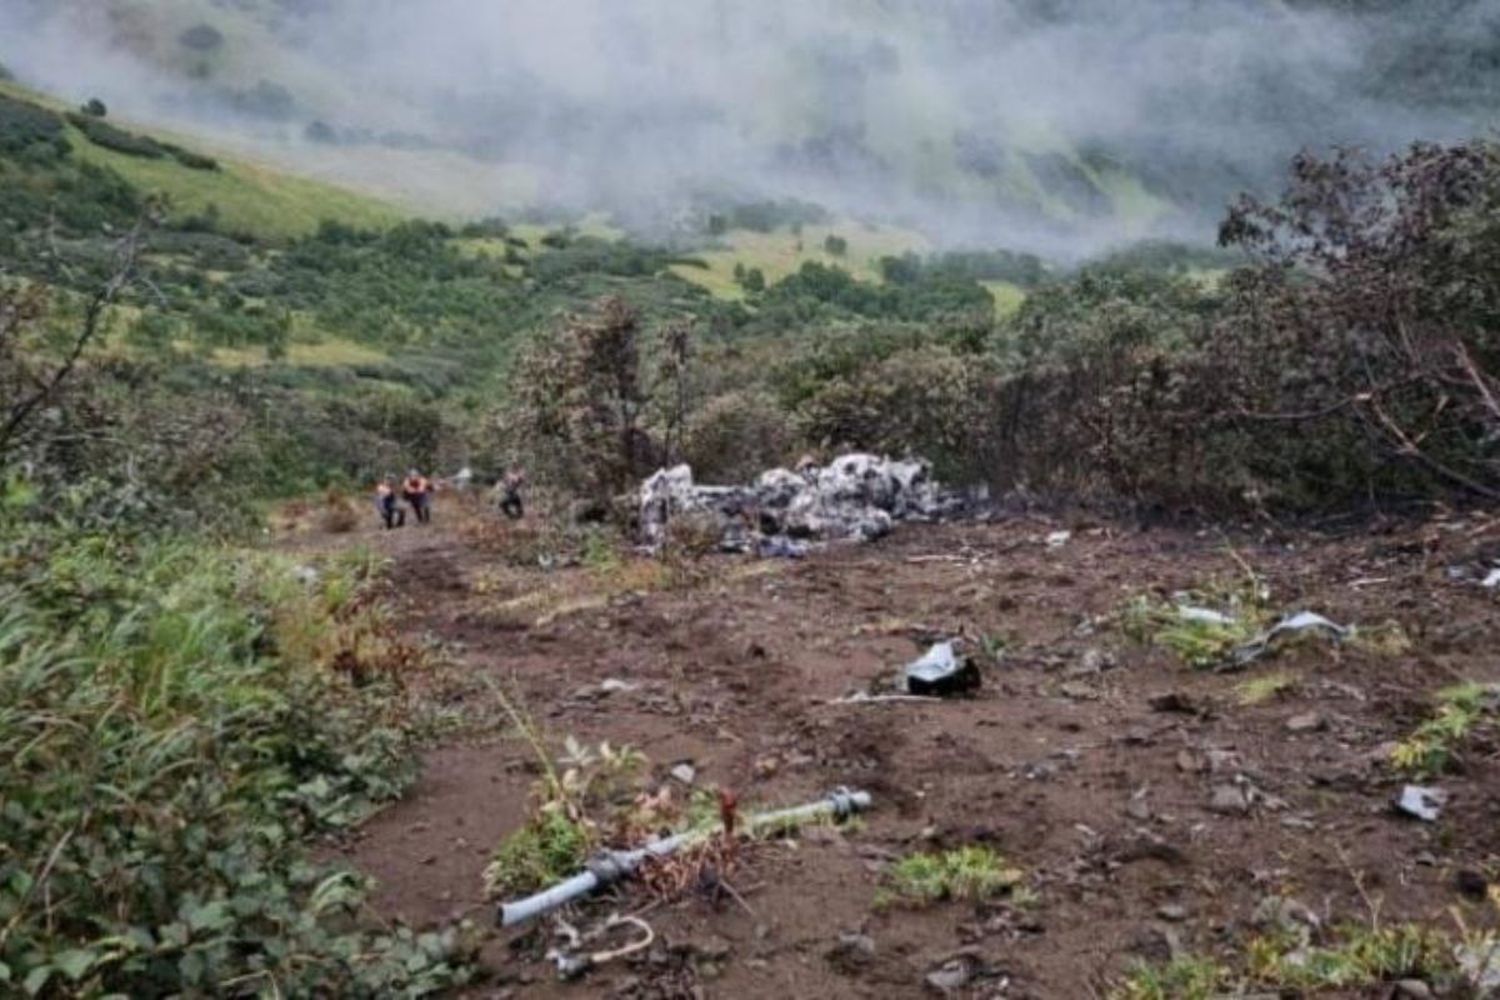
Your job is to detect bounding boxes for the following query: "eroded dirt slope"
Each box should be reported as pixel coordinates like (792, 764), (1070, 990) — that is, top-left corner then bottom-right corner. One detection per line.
(304, 506), (1500, 998)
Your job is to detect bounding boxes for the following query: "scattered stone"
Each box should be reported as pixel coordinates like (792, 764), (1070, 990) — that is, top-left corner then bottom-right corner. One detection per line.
(1394, 979), (1435, 999)
(1285, 712), (1325, 733)
(825, 932), (876, 975)
(1156, 904), (1188, 922)
(1209, 784), (1250, 816)
(925, 959), (973, 994)
(598, 678), (638, 694)
(1252, 895), (1321, 935)
(1149, 691), (1202, 715)
(1066, 648), (1112, 677)
(1060, 680), (1100, 701)
(1045, 530), (1072, 548)
(696, 936), (732, 962)
(670, 763), (697, 786)
(1176, 749), (1205, 774)
(1456, 869), (1490, 901)
(1126, 795), (1153, 821)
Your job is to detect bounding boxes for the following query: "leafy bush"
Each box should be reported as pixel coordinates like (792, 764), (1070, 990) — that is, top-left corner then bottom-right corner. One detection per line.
(0, 518), (474, 996)
(67, 112), (169, 159)
(683, 390), (794, 483)
(0, 93), (68, 157)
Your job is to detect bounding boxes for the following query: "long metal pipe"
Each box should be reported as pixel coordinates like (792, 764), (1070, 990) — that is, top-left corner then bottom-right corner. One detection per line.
(498, 787), (872, 927)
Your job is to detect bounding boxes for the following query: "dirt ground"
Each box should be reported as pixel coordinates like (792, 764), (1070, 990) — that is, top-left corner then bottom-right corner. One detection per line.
(296, 497), (1500, 999)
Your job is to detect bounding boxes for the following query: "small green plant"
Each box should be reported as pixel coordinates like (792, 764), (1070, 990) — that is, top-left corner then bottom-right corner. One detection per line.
(876, 846), (1023, 908)
(1245, 923), (1456, 991)
(1236, 669), (1299, 706)
(1391, 682), (1499, 776)
(1114, 954), (1228, 1000)
(1121, 592), (1265, 669)
(483, 809), (592, 898)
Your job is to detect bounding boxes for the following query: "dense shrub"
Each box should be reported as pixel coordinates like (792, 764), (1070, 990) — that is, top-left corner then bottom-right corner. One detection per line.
(0, 517), (474, 996)
(683, 389), (795, 483)
(0, 93), (68, 157)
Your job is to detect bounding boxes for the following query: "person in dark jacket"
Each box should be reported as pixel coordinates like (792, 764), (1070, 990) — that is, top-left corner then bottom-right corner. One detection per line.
(375, 476), (405, 529)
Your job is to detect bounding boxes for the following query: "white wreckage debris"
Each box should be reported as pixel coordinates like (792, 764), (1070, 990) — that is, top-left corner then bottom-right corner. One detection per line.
(638, 453), (956, 552)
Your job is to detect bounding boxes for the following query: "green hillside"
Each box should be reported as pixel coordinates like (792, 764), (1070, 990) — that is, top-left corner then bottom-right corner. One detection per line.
(1, 81), (402, 239)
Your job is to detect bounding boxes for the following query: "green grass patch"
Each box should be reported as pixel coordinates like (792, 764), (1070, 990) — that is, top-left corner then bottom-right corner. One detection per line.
(1391, 681), (1500, 777)
(1114, 955), (1228, 1000)
(1235, 669), (1300, 706)
(876, 846), (1023, 909)
(66, 126), (402, 239)
(1246, 924), (1457, 992)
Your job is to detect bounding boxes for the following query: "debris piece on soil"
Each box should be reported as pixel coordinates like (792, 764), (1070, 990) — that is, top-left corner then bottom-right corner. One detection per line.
(669, 763), (697, 786)
(1045, 530), (1072, 548)
(1156, 903), (1188, 922)
(599, 678), (638, 694)
(638, 453), (954, 548)
(547, 912), (656, 981)
(1231, 611), (1353, 667)
(1177, 605), (1234, 625)
(905, 641), (981, 697)
(1396, 784), (1447, 822)
(1457, 941), (1500, 995)
(924, 957), (975, 994)
(498, 788), (873, 926)
(1483, 567), (1500, 588)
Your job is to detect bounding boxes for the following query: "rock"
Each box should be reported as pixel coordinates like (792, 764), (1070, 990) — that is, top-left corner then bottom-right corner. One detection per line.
(1156, 904), (1188, 922)
(1067, 648), (1114, 677)
(1060, 680), (1100, 701)
(1149, 691), (1202, 715)
(670, 763), (697, 785)
(1176, 750), (1205, 773)
(825, 932), (876, 975)
(1285, 712), (1324, 733)
(696, 936), (732, 962)
(1126, 796), (1153, 821)
(1209, 784), (1250, 815)
(1252, 895), (1321, 935)
(598, 678), (638, 694)
(1394, 980), (1434, 999)
(924, 960), (973, 994)
(1456, 869), (1490, 901)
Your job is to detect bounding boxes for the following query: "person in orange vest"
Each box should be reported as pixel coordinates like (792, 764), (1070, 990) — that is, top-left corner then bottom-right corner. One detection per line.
(375, 476), (405, 529)
(402, 468), (433, 524)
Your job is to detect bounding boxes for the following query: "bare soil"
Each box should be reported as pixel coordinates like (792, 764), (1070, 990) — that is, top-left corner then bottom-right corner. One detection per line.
(298, 500), (1500, 999)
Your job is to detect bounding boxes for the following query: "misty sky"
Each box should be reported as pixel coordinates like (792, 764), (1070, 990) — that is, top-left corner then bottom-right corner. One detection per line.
(2, 0), (1497, 252)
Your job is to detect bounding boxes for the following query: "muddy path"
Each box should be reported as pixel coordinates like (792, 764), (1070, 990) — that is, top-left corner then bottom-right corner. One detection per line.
(297, 502), (1500, 998)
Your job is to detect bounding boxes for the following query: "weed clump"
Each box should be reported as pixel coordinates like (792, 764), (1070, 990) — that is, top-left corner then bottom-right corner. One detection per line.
(876, 846), (1023, 908)
(1391, 681), (1500, 776)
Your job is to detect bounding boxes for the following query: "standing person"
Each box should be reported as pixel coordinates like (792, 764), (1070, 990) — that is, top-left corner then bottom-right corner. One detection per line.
(375, 476), (405, 529)
(498, 465), (527, 520)
(402, 468), (433, 524)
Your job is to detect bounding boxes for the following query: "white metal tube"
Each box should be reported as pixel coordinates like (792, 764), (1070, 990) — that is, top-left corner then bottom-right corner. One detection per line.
(497, 788), (871, 927)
